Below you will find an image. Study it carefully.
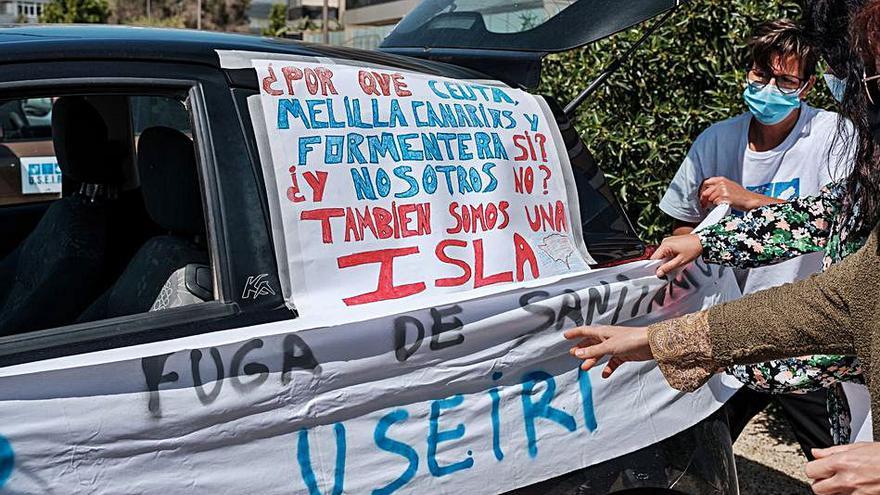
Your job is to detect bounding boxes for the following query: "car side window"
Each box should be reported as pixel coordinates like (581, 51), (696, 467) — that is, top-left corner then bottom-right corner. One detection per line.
(0, 98), (61, 207)
(0, 92), (215, 338)
(131, 96), (192, 135)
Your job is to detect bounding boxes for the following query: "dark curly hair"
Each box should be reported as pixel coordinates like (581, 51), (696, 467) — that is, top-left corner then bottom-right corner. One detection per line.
(805, 0), (868, 73)
(747, 18), (819, 77)
(804, 0), (875, 233)
(838, 0), (880, 233)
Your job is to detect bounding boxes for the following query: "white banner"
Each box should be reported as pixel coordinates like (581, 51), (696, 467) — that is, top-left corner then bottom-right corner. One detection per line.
(0, 260), (741, 494)
(253, 59), (592, 322)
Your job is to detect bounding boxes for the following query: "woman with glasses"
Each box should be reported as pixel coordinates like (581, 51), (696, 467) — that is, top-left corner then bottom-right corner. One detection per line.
(647, 0), (872, 450)
(566, 2), (880, 490)
(659, 20), (844, 236)
(656, 16), (858, 459)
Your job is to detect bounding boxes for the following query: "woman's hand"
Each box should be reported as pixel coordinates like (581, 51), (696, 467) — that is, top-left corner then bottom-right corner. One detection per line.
(564, 325), (654, 378)
(699, 176), (780, 211)
(807, 443), (880, 495)
(650, 234), (704, 277)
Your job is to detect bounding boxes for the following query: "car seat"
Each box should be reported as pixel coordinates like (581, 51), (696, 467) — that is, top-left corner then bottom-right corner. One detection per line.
(76, 126), (209, 322)
(0, 96), (125, 335)
(0, 100), (26, 140)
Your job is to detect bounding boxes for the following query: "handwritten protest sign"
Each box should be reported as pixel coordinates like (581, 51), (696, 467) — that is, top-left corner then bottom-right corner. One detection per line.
(253, 60), (592, 321)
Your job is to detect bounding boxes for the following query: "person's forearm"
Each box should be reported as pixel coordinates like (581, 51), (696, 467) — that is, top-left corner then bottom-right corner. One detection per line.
(730, 356), (864, 394)
(647, 230), (876, 393)
(699, 194), (837, 269)
(648, 300), (854, 394)
(707, 232), (876, 367)
(672, 220), (697, 236)
(745, 194), (785, 210)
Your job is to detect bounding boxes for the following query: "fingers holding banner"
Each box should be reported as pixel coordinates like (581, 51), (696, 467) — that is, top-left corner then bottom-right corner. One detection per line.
(650, 234), (704, 278)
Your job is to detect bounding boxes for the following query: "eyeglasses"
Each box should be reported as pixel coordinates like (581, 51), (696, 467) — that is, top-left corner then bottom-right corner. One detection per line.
(746, 69), (808, 94)
(862, 69), (880, 105)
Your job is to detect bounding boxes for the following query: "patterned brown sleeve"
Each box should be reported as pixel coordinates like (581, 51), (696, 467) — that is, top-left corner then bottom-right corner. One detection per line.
(647, 311), (720, 392)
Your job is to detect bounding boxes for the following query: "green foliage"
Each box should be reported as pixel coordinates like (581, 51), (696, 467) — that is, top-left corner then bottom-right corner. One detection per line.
(40, 0), (110, 23)
(539, 0), (835, 243)
(262, 3), (288, 37)
(201, 0), (250, 31)
(113, 0), (249, 31)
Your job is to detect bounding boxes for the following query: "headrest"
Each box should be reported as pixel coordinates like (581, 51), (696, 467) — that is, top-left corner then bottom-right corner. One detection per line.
(51, 97), (125, 186)
(138, 126), (205, 235)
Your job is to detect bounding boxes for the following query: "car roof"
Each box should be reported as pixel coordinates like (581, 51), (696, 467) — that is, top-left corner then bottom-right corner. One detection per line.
(0, 24), (488, 80)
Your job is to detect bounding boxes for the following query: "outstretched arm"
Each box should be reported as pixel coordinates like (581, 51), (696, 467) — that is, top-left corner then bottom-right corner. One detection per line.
(565, 312), (720, 390)
(699, 187), (839, 268)
(650, 185), (839, 277)
(567, 227), (876, 391)
(705, 229), (872, 369)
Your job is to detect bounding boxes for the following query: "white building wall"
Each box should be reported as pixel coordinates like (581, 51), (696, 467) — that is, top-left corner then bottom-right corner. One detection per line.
(301, 0), (339, 7)
(0, 0), (49, 22)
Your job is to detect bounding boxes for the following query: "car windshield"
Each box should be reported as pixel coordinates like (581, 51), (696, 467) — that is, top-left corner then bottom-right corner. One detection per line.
(381, 0), (677, 53)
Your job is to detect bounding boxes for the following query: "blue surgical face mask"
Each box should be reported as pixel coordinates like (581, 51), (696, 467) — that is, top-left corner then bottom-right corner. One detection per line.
(823, 73), (847, 102)
(742, 83), (802, 125)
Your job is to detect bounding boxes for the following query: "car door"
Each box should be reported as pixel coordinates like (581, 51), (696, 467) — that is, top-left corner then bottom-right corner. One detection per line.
(222, 48), (738, 495)
(0, 59), (286, 367)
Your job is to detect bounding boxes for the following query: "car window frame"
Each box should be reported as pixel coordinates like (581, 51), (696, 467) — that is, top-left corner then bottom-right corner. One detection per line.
(0, 75), (235, 367)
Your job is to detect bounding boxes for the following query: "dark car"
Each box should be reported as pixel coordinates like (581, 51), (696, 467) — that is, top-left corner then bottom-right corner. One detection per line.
(0, 1), (737, 493)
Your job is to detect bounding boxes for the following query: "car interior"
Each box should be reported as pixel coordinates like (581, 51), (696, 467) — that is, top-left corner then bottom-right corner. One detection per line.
(0, 93), (214, 337)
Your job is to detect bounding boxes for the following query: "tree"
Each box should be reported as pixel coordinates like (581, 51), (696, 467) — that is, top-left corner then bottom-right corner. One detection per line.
(262, 3), (287, 37)
(113, 0), (250, 32)
(40, 0), (110, 23)
(539, 0), (831, 243)
(199, 0), (250, 31)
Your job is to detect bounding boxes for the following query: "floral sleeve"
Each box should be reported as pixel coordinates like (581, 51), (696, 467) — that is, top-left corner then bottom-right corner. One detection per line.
(696, 185), (840, 269)
(729, 356), (864, 394)
(729, 357), (863, 445)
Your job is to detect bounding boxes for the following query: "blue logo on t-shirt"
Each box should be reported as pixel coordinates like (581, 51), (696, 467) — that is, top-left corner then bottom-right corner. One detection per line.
(747, 178), (800, 200)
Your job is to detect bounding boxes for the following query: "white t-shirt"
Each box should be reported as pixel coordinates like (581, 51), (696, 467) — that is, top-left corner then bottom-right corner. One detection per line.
(660, 104), (853, 295)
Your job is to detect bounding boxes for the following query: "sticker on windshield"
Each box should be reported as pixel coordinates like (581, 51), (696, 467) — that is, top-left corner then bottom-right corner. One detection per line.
(19, 156), (61, 195)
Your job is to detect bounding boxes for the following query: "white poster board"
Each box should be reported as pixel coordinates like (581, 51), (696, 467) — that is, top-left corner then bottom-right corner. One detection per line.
(252, 59), (593, 323)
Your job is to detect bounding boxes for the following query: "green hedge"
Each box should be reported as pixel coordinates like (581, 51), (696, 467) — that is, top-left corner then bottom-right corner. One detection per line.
(540, 0), (834, 243)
